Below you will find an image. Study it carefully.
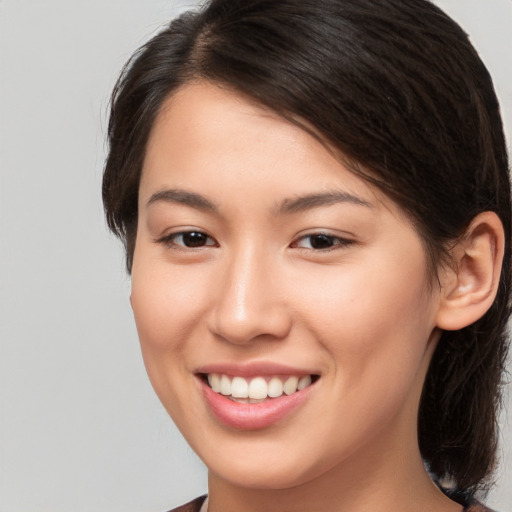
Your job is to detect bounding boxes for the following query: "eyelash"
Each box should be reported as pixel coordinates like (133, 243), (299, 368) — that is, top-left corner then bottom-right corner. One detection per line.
(156, 230), (354, 252)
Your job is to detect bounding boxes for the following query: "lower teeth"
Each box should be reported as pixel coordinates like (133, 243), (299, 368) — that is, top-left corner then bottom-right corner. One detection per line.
(229, 397), (269, 404)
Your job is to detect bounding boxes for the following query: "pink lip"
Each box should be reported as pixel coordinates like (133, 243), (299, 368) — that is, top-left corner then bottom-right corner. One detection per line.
(197, 374), (316, 430)
(196, 361), (314, 378)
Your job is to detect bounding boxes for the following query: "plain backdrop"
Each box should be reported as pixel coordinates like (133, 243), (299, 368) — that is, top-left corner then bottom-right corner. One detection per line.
(0, 1), (511, 511)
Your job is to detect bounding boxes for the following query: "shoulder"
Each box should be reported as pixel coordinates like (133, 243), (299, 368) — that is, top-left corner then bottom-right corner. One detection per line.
(165, 495), (207, 512)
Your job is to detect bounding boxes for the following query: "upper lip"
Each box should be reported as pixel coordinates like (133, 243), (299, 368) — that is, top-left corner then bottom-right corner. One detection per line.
(195, 361), (318, 378)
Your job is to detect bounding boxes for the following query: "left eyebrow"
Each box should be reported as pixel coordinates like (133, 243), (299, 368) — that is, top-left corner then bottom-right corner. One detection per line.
(146, 188), (218, 212)
(278, 191), (373, 214)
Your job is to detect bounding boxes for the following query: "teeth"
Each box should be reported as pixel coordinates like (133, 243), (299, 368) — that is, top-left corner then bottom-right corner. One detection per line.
(248, 377), (268, 399)
(220, 374), (231, 396)
(283, 376), (299, 395)
(208, 373), (221, 393)
(298, 375), (312, 390)
(267, 377), (283, 398)
(206, 373), (314, 400)
(231, 376), (249, 398)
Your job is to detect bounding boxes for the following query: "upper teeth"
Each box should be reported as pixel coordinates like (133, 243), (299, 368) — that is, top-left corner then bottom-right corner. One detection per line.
(207, 373), (312, 400)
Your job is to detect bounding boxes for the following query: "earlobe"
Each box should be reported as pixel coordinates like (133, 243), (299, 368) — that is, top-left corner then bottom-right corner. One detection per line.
(436, 212), (505, 331)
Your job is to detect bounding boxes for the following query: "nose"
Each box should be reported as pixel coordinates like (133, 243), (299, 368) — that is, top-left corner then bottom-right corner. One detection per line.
(208, 245), (292, 345)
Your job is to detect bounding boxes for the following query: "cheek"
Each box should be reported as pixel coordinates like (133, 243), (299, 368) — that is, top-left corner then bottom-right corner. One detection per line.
(130, 255), (207, 350)
(129, 253), (210, 410)
(294, 252), (435, 386)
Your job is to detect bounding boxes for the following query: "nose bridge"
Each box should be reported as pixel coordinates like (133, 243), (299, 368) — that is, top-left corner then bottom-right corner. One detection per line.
(211, 241), (290, 344)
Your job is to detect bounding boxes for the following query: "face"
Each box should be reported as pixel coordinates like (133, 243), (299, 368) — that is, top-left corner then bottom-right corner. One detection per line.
(131, 82), (443, 490)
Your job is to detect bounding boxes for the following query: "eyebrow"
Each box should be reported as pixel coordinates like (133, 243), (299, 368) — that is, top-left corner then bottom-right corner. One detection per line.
(278, 191), (373, 214)
(147, 189), (218, 212)
(146, 188), (372, 215)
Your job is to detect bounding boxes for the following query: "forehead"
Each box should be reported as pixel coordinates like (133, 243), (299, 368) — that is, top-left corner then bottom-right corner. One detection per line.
(144, 83), (374, 197)
(145, 82), (332, 174)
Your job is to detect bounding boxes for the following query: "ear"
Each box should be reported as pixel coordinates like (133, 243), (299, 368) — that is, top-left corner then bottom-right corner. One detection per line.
(436, 211), (505, 331)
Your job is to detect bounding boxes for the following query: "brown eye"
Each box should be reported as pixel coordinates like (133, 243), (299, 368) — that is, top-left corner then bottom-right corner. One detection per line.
(160, 231), (217, 248)
(308, 234), (336, 249)
(293, 233), (354, 250)
(180, 231), (210, 247)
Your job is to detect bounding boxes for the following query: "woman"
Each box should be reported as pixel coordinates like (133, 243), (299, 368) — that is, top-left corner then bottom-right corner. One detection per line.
(102, 0), (511, 511)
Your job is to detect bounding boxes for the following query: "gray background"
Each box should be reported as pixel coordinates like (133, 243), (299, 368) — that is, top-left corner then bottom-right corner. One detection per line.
(0, 1), (510, 511)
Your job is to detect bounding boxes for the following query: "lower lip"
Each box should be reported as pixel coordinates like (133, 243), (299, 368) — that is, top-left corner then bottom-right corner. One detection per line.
(199, 378), (314, 430)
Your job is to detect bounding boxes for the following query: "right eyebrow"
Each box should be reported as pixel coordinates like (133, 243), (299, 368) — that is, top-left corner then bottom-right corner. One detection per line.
(278, 190), (373, 214)
(146, 188), (218, 212)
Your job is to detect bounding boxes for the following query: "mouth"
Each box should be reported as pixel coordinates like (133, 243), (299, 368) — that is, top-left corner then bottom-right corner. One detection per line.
(195, 362), (320, 429)
(200, 373), (319, 403)
(196, 369), (319, 429)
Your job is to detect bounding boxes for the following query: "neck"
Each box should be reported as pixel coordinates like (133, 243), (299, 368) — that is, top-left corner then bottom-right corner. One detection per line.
(207, 430), (459, 512)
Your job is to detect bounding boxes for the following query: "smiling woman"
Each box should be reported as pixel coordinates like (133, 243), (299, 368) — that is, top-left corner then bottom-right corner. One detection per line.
(102, 1), (511, 512)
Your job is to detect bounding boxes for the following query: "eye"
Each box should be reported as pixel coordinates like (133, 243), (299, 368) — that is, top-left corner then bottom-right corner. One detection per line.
(292, 233), (353, 250)
(157, 230), (217, 249)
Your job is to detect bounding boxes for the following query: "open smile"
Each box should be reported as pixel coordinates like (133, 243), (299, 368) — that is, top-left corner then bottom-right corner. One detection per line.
(196, 369), (319, 430)
(204, 373), (317, 402)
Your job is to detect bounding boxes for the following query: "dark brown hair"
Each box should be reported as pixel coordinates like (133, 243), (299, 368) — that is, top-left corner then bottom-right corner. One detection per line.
(103, 0), (511, 502)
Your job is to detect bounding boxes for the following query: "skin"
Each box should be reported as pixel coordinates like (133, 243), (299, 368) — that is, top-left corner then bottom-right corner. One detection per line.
(131, 82), (471, 512)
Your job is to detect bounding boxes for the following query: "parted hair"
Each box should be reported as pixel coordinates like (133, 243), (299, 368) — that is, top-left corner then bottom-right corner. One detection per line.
(103, 0), (511, 501)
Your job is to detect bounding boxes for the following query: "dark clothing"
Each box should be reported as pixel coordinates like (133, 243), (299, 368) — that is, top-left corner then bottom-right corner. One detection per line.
(166, 495), (498, 512)
(167, 496), (206, 512)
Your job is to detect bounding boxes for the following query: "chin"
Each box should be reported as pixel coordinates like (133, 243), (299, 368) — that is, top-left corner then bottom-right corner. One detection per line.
(208, 458), (318, 490)
(196, 432), (344, 492)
